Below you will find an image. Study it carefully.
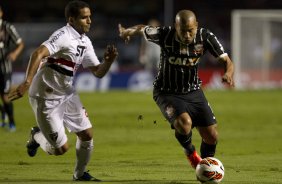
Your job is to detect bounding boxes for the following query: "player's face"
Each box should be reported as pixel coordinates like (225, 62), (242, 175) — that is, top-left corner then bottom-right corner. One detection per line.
(175, 20), (198, 44)
(71, 7), (91, 34)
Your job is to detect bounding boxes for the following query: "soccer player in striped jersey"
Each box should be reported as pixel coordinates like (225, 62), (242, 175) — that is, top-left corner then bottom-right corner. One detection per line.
(8, 0), (118, 181)
(119, 10), (234, 169)
(0, 5), (24, 131)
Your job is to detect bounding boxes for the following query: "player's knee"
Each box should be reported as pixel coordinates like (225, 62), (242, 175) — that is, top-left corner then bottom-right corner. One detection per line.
(174, 114), (192, 135)
(76, 128), (93, 141)
(54, 144), (69, 155)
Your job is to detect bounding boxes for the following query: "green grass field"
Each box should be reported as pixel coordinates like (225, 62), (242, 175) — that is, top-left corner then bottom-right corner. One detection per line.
(0, 89), (282, 184)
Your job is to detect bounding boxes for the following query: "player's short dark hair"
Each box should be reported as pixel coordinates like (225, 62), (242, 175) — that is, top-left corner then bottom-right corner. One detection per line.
(65, 0), (90, 20)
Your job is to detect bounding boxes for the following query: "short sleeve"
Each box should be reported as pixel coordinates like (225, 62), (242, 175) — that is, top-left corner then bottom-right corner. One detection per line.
(205, 29), (226, 58)
(7, 24), (22, 44)
(42, 29), (66, 55)
(143, 26), (161, 45)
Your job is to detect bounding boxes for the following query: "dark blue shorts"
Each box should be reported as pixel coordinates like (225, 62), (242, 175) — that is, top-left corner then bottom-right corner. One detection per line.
(153, 89), (216, 128)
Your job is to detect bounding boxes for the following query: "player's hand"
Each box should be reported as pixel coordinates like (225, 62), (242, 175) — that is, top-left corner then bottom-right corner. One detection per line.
(7, 52), (17, 62)
(104, 45), (118, 63)
(8, 82), (30, 101)
(222, 73), (235, 87)
(118, 24), (131, 44)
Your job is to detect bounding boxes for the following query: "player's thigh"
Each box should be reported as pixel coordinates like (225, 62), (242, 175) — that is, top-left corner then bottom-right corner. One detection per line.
(173, 112), (193, 134)
(29, 97), (68, 148)
(63, 94), (92, 133)
(154, 93), (187, 125)
(187, 90), (216, 127)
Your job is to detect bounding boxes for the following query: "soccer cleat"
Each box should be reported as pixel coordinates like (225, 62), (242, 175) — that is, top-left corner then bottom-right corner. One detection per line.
(9, 124), (16, 132)
(1, 122), (6, 128)
(185, 150), (202, 169)
(26, 126), (40, 157)
(73, 171), (101, 182)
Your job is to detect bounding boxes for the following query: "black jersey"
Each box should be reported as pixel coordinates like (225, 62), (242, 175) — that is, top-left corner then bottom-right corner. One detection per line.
(0, 20), (22, 75)
(144, 26), (226, 94)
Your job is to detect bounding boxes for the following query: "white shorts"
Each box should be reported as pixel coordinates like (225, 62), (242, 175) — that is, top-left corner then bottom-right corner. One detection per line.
(29, 93), (92, 148)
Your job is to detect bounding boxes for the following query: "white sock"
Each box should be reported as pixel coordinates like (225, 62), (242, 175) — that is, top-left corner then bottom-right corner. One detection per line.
(34, 132), (55, 155)
(74, 138), (93, 178)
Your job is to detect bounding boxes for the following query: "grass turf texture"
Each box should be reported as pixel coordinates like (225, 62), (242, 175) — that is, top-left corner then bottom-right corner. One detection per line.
(0, 89), (282, 184)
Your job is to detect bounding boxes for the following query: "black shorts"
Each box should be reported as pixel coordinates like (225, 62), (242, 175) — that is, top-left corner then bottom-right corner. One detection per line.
(153, 89), (216, 128)
(0, 73), (12, 94)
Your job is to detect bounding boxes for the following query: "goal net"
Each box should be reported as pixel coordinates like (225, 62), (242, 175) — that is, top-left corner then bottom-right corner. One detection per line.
(232, 10), (282, 89)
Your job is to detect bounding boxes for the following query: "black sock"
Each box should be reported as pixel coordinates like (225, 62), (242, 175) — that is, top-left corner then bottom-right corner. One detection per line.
(0, 105), (5, 122)
(200, 140), (217, 158)
(3, 102), (14, 125)
(175, 131), (195, 155)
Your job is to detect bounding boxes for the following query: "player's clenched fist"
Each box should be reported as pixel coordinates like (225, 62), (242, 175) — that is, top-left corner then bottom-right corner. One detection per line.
(8, 82), (30, 101)
(222, 73), (235, 87)
(104, 45), (118, 62)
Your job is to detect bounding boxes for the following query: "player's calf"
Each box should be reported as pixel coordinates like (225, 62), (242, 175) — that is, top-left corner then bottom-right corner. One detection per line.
(200, 141), (217, 158)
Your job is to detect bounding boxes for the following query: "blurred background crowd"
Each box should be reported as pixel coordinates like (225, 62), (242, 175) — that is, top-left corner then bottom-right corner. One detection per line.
(1, 0), (282, 90)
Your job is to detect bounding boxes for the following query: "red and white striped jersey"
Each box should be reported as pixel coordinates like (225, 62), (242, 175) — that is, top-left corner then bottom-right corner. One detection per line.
(43, 23), (100, 75)
(29, 24), (100, 99)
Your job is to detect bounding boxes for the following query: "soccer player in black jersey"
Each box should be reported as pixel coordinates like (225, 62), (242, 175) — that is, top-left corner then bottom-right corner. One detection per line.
(119, 10), (234, 169)
(0, 6), (24, 131)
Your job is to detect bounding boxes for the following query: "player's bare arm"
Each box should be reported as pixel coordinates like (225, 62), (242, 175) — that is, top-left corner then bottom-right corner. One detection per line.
(118, 24), (146, 43)
(219, 55), (235, 87)
(89, 45), (118, 78)
(8, 45), (50, 101)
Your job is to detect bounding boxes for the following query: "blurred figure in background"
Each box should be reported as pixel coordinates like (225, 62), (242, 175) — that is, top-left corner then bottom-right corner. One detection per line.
(119, 9), (234, 171)
(0, 5), (24, 132)
(139, 19), (161, 77)
(0, 104), (6, 126)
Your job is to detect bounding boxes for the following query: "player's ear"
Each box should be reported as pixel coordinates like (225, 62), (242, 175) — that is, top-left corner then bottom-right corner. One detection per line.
(69, 17), (74, 24)
(174, 22), (178, 29)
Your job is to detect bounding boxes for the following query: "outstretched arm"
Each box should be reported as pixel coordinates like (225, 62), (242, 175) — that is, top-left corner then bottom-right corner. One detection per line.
(219, 55), (235, 87)
(118, 24), (146, 43)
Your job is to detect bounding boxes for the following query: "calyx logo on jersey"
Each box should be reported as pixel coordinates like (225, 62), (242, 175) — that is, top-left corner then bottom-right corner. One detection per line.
(168, 57), (200, 66)
(168, 44), (203, 67)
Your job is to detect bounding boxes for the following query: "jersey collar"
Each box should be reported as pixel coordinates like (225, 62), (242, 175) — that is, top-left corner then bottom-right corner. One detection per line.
(66, 23), (86, 40)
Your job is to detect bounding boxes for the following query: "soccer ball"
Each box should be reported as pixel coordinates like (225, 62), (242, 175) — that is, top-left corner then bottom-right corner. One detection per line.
(195, 157), (225, 184)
